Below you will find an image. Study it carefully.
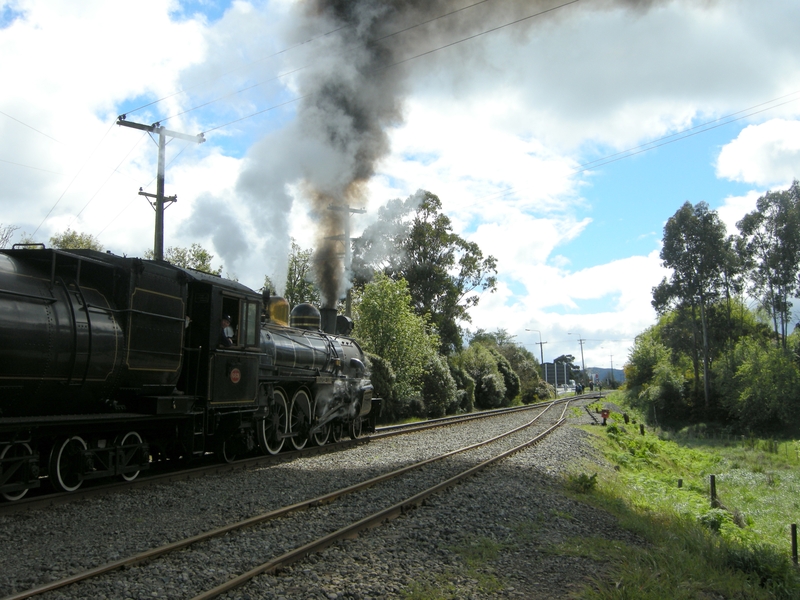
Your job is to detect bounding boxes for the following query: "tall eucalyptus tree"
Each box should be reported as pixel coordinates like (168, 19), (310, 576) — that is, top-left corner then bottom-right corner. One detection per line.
(652, 201), (728, 410)
(737, 181), (800, 349)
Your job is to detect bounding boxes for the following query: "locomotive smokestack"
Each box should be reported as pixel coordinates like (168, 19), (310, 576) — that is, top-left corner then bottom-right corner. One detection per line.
(320, 307), (338, 335)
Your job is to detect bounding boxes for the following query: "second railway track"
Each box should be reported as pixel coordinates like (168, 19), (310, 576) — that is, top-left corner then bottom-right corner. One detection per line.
(0, 399), (591, 600)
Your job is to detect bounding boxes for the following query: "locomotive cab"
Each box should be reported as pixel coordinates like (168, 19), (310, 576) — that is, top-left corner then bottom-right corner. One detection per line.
(178, 272), (263, 405)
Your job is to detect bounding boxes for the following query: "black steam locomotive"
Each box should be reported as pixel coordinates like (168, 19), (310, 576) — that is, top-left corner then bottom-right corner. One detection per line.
(0, 246), (376, 501)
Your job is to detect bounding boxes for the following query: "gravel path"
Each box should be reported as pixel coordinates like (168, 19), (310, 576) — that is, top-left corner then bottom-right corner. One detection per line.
(0, 399), (633, 599)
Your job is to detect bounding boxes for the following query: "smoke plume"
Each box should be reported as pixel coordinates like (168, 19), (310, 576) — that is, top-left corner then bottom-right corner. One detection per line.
(222, 0), (676, 305)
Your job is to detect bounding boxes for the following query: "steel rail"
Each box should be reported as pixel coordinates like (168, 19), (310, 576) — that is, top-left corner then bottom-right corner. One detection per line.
(192, 401), (571, 600)
(1, 402), (562, 600)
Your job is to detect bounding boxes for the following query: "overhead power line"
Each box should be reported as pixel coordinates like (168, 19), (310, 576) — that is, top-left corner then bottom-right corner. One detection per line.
(199, 0), (580, 135)
(477, 90), (800, 206)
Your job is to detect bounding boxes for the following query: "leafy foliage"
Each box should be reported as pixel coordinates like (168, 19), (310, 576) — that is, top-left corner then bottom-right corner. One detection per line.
(721, 337), (800, 433)
(453, 343), (507, 409)
(653, 201), (731, 412)
(352, 273), (439, 416)
(352, 190), (497, 354)
(364, 353), (397, 422)
(144, 243), (222, 275)
(448, 361), (475, 413)
(736, 181), (800, 348)
(283, 239), (320, 307)
(50, 228), (104, 251)
(467, 328), (546, 403)
(420, 352), (458, 418)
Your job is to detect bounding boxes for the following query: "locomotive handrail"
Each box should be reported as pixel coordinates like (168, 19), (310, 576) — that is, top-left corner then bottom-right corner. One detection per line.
(86, 304), (187, 322)
(0, 288), (57, 303)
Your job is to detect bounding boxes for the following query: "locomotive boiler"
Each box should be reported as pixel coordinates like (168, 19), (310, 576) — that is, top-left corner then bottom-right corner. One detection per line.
(0, 246), (376, 501)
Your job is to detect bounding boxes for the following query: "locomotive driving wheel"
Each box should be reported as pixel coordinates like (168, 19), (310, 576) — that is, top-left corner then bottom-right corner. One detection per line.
(49, 436), (88, 493)
(311, 398), (330, 446)
(115, 431), (144, 481)
(1, 442), (34, 501)
(289, 389), (312, 450)
(258, 388), (288, 455)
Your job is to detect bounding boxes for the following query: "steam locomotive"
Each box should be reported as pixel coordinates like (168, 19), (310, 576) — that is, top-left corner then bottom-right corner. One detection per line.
(0, 246), (376, 501)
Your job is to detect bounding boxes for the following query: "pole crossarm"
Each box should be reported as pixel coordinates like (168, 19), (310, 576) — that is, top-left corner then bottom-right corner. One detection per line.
(116, 117), (206, 144)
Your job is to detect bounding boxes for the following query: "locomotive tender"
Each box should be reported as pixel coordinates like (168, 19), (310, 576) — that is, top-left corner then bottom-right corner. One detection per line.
(0, 246), (376, 501)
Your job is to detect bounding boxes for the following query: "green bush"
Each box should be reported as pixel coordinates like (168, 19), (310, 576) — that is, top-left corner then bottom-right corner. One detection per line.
(448, 361), (475, 413)
(421, 353), (457, 418)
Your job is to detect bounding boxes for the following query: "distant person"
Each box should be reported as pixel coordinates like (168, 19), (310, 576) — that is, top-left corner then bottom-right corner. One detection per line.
(219, 315), (234, 347)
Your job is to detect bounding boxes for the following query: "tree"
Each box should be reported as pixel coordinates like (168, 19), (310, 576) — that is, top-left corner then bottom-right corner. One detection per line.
(144, 243), (222, 275)
(653, 201), (728, 412)
(352, 190), (497, 354)
(737, 181), (800, 349)
(624, 325), (688, 426)
(284, 239), (320, 307)
(552, 354), (580, 383)
(0, 224), (19, 249)
(722, 337), (800, 434)
(352, 273), (440, 416)
(50, 228), (103, 251)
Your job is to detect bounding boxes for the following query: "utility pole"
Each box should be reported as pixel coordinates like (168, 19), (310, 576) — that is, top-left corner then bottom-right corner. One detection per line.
(610, 354), (615, 387)
(525, 328), (547, 373)
(569, 332), (586, 373)
(327, 204), (365, 317)
(116, 116), (205, 260)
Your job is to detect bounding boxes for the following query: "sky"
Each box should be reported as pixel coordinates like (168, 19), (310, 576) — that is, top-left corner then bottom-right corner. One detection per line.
(2, 0), (800, 372)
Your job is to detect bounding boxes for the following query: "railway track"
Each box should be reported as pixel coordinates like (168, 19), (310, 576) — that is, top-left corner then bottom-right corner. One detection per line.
(1, 400), (573, 600)
(0, 398), (593, 515)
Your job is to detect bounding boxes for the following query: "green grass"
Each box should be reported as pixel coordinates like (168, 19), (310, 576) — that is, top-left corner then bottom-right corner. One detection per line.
(570, 405), (800, 599)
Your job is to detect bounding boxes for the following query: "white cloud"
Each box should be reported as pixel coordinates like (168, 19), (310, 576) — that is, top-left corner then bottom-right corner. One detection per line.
(716, 190), (761, 235)
(716, 119), (800, 187)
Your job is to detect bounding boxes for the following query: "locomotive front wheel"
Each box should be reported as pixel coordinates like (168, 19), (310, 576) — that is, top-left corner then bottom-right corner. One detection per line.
(258, 388), (288, 455)
(289, 389), (312, 451)
(116, 431), (144, 482)
(349, 416), (363, 440)
(1, 442), (34, 501)
(220, 439), (238, 463)
(49, 436), (87, 493)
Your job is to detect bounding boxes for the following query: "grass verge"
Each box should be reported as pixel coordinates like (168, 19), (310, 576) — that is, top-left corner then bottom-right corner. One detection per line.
(568, 400), (800, 599)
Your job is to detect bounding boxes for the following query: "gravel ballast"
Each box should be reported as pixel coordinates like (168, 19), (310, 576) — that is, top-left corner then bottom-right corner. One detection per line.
(0, 399), (632, 599)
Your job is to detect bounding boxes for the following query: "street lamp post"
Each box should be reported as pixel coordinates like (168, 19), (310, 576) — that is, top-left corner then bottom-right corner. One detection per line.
(568, 332), (586, 374)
